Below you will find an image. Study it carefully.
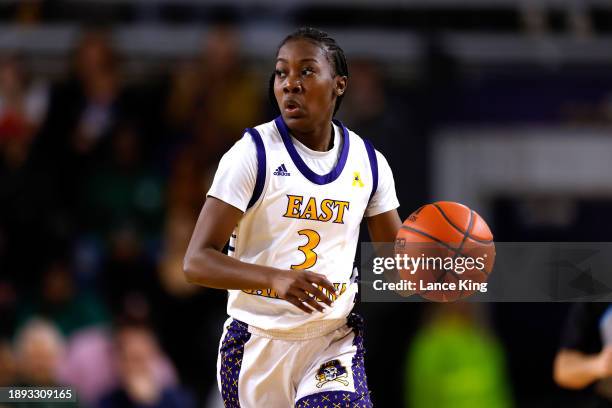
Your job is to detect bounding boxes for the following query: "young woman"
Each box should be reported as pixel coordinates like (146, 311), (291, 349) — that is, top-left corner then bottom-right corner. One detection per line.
(184, 27), (401, 407)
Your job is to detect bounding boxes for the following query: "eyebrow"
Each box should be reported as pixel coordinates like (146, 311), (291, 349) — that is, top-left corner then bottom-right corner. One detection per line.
(276, 58), (320, 64)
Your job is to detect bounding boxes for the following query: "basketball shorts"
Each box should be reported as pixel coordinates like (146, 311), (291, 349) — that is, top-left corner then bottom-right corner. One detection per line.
(216, 313), (373, 407)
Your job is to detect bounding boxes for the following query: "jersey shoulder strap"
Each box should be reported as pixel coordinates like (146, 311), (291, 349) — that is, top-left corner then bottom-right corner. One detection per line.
(245, 127), (267, 210)
(362, 138), (379, 203)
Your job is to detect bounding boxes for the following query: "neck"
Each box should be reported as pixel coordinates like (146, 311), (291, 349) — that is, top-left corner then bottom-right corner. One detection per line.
(290, 119), (334, 152)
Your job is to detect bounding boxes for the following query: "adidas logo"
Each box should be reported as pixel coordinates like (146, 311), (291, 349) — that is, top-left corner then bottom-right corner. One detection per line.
(273, 164), (291, 176)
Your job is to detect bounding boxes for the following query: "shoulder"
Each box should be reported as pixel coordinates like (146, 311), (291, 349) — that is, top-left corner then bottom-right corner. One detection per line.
(223, 121), (278, 159)
(220, 118), (284, 166)
(341, 123), (364, 145)
(218, 132), (256, 164)
(252, 119), (282, 143)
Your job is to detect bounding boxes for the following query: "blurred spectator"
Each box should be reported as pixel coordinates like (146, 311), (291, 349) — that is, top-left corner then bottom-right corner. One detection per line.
(160, 146), (207, 298)
(11, 319), (80, 408)
(16, 257), (110, 338)
(0, 339), (16, 386)
(85, 122), (164, 253)
(405, 303), (513, 408)
(159, 209), (199, 298)
(83, 121), (165, 319)
(98, 321), (194, 408)
(0, 54), (48, 170)
(36, 29), (122, 159)
(0, 52), (53, 294)
(31, 29), (128, 231)
(13, 318), (65, 386)
(59, 326), (116, 406)
(97, 175), (165, 319)
(165, 24), (263, 167)
(71, 31), (122, 156)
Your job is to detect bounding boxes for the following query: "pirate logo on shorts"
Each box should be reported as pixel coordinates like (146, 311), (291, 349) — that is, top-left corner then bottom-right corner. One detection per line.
(315, 359), (349, 388)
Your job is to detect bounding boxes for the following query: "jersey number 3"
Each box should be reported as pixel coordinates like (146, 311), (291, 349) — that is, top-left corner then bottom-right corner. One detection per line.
(291, 229), (320, 270)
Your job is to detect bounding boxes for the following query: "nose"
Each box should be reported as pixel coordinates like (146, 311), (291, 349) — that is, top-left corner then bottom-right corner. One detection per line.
(283, 73), (302, 94)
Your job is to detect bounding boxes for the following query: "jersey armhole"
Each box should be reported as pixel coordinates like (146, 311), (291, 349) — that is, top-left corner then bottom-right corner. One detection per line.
(363, 138), (378, 204)
(245, 127), (266, 210)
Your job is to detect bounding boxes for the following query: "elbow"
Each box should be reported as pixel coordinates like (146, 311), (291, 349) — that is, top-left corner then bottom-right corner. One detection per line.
(182, 258), (194, 284)
(183, 247), (215, 286)
(183, 251), (201, 285)
(553, 354), (588, 390)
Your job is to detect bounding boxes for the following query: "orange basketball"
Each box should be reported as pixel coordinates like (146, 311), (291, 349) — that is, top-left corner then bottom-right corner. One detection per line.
(394, 201), (495, 302)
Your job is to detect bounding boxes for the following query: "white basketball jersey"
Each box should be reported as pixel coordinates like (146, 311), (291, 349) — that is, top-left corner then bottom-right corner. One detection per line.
(212, 117), (395, 331)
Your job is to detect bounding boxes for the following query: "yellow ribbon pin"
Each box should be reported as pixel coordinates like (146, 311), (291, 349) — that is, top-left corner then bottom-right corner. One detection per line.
(353, 171), (364, 187)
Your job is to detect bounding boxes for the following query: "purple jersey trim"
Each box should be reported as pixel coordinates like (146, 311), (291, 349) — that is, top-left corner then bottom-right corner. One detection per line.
(219, 319), (251, 407)
(362, 139), (378, 204)
(245, 128), (266, 210)
(274, 115), (351, 185)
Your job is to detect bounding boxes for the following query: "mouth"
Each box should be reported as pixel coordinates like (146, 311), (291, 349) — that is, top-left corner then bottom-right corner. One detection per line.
(283, 100), (304, 116)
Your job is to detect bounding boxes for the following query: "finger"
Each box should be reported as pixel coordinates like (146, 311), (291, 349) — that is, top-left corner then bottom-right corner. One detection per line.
(302, 294), (325, 313)
(285, 295), (314, 314)
(302, 275), (335, 304)
(288, 287), (308, 300)
(304, 272), (337, 295)
(287, 287), (325, 311)
(298, 281), (333, 307)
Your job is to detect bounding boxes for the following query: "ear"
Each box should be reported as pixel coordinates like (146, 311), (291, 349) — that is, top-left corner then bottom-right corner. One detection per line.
(334, 76), (348, 97)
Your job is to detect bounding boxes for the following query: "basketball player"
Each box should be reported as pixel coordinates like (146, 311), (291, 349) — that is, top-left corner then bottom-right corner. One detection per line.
(184, 27), (402, 407)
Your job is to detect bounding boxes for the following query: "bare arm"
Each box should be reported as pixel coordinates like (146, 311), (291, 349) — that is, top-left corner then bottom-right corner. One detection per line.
(183, 196), (336, 313)
(366, 208), (414, 296)
(554, 346), (612, 389)
(366, 208), (402, 243)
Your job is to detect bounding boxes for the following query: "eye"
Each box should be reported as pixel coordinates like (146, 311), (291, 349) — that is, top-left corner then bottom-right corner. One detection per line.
(301, 67), (315, 76)
(274, 69), (286, 79)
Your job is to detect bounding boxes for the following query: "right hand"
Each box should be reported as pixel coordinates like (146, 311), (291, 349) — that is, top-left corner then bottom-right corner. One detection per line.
(270, 269), (337, 313)
(596, 346), (612, 379)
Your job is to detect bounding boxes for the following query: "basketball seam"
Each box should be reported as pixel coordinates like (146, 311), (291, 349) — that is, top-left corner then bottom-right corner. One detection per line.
(399, 225), (464, 255)
(432, 203), (494, 244)
(454, 210), (474, 259)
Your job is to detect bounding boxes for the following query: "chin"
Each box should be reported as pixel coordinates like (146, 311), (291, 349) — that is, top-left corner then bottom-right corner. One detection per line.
(282, 114), (310, 130)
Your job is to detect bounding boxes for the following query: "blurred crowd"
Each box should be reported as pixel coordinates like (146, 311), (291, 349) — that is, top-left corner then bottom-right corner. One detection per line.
(0, 23), (268, 407)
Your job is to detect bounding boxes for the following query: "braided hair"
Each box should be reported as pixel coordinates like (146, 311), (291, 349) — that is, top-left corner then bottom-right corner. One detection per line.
(268, 27), (349, 116)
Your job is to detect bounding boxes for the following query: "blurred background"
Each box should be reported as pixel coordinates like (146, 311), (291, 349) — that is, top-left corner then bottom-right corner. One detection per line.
(1, 0), (612, 406)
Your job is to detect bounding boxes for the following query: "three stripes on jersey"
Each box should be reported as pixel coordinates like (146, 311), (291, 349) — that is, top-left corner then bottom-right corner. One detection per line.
(274, 164), (291, 176)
